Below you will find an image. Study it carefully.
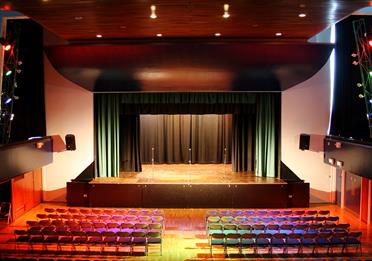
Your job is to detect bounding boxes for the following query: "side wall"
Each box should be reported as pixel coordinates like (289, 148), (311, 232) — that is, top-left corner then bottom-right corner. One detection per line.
(281, 57), (333, 203)
(43, 54), (94, 201)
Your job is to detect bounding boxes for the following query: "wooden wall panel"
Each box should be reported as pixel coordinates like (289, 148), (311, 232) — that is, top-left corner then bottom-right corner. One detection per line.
(11, 168), (43, 221)
(361, 177), (370, 223)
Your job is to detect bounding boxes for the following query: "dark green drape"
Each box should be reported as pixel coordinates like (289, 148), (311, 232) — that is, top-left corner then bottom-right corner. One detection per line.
(232, 114), (255, 172)
(95, 94), (120, 177)
(255, 94), (276, 177)
(120, 115), (142, 172)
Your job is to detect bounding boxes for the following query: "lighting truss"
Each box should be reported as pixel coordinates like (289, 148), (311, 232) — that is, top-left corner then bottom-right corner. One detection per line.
(352, 19), (372, 138)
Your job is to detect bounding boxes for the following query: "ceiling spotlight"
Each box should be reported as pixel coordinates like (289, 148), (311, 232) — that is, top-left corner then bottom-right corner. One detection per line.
(359, 94), (365, 98)
(369, 71), (372, 77)
(352, 61), (358, 65)
(369, 98), (372, 104)
(96, 34), (102, 38)
(351, 53), (358, 57)
(150, 5), (157, 19)
(17, 61), (23, 66)
(223, 4), (230, 18)
(356, 83), (363, 87)
(275, 32), (282, 36)
(156, 33), (162, 37)
(298, 13), (306, 18)
(215, 33), (221, 37)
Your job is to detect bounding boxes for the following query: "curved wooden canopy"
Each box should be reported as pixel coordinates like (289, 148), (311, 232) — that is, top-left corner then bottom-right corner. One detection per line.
(45, 41), (333, 92)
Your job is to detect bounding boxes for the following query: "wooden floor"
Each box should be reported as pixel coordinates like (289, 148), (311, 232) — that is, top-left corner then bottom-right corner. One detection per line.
(0, 202), (371, 260)
(92, 164), (284, 184)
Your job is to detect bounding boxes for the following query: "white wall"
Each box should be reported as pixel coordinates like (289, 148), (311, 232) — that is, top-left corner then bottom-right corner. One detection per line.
(281, 57), (333, 203)
(43, 54), (94, 202)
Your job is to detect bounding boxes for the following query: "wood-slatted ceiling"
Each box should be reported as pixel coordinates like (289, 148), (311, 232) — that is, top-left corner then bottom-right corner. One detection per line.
(1, 0), (370, 42)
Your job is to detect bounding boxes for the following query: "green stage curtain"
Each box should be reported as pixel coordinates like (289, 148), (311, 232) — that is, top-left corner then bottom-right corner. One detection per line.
(95, 94), (120, 177)
(255, 94), (276, 177)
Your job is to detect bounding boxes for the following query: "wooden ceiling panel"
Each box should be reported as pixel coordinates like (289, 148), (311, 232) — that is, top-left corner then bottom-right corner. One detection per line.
(2, 0), (370, 41)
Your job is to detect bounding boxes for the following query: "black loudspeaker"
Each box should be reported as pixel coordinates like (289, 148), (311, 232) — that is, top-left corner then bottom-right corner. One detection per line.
(65, 134), (76, 151)
(299, 134), (310, 150)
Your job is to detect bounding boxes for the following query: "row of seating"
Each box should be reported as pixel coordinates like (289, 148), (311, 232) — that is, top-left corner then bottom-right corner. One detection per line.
(207, 222), (351, 236)
(44, 207), (164, 216)
(206, 209), (331, 218)
(35, 213), (164, 224)
(14, 229), (162, 255)
(209, 231), (362, 256)
(26, 221), (162, 233)
(207, 215), (339, 225)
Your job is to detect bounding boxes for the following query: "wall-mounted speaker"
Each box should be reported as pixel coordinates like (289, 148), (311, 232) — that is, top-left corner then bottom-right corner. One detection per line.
(65, 134), (76, 151)
(299, 134), (310, 150)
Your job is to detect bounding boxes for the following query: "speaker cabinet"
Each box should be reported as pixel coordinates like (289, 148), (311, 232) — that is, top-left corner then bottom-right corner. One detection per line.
(65, 134), (76, 151)
(299, 134), (310, 150)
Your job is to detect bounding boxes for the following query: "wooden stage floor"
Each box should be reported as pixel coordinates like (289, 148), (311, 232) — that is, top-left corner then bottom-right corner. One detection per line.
(76, 164), (298, 208)
(91, 164), (285, 185)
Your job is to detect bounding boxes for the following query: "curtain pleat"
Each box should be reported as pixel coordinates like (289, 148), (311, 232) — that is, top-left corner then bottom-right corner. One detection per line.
(95, 94), (120, 177)
(255, 94), (276, 177)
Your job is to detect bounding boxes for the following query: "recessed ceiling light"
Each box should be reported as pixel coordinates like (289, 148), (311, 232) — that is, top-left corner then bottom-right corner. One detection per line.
(223, 4), (230, 18)
(156, 33), (162, 37)
(275, 32), (282, 36)
(74, 16), (83, 20)
(215, 33), (221, 37)
(150, 5), (157, 19)
(298, 13), (306, 18)
(96, 34), (102, 38)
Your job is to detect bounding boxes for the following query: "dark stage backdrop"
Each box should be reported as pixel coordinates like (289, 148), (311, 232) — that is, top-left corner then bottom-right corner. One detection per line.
(140, 114), (232, 164)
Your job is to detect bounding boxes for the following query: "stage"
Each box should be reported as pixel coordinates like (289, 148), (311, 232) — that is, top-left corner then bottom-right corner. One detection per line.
(67, 164), (309, 208)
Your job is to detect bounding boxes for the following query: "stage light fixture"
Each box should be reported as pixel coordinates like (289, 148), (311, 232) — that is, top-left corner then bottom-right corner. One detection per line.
(352, 61), (359, 66)
(356, 83), (363, 87)
(369, 98), (372, 103)
(223, 4), (230, 18)
(359, 94), (365, 98)
(4, 97), (12, 105)
(4, 67), (12, 76)
(351, 53), (358, 58)
(0, 38), (11, 51)
(369, 39), (372, 47)
(3, 44), (11, 51)
(369, 71), (372, 77)
(150, 5), (157, 19)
